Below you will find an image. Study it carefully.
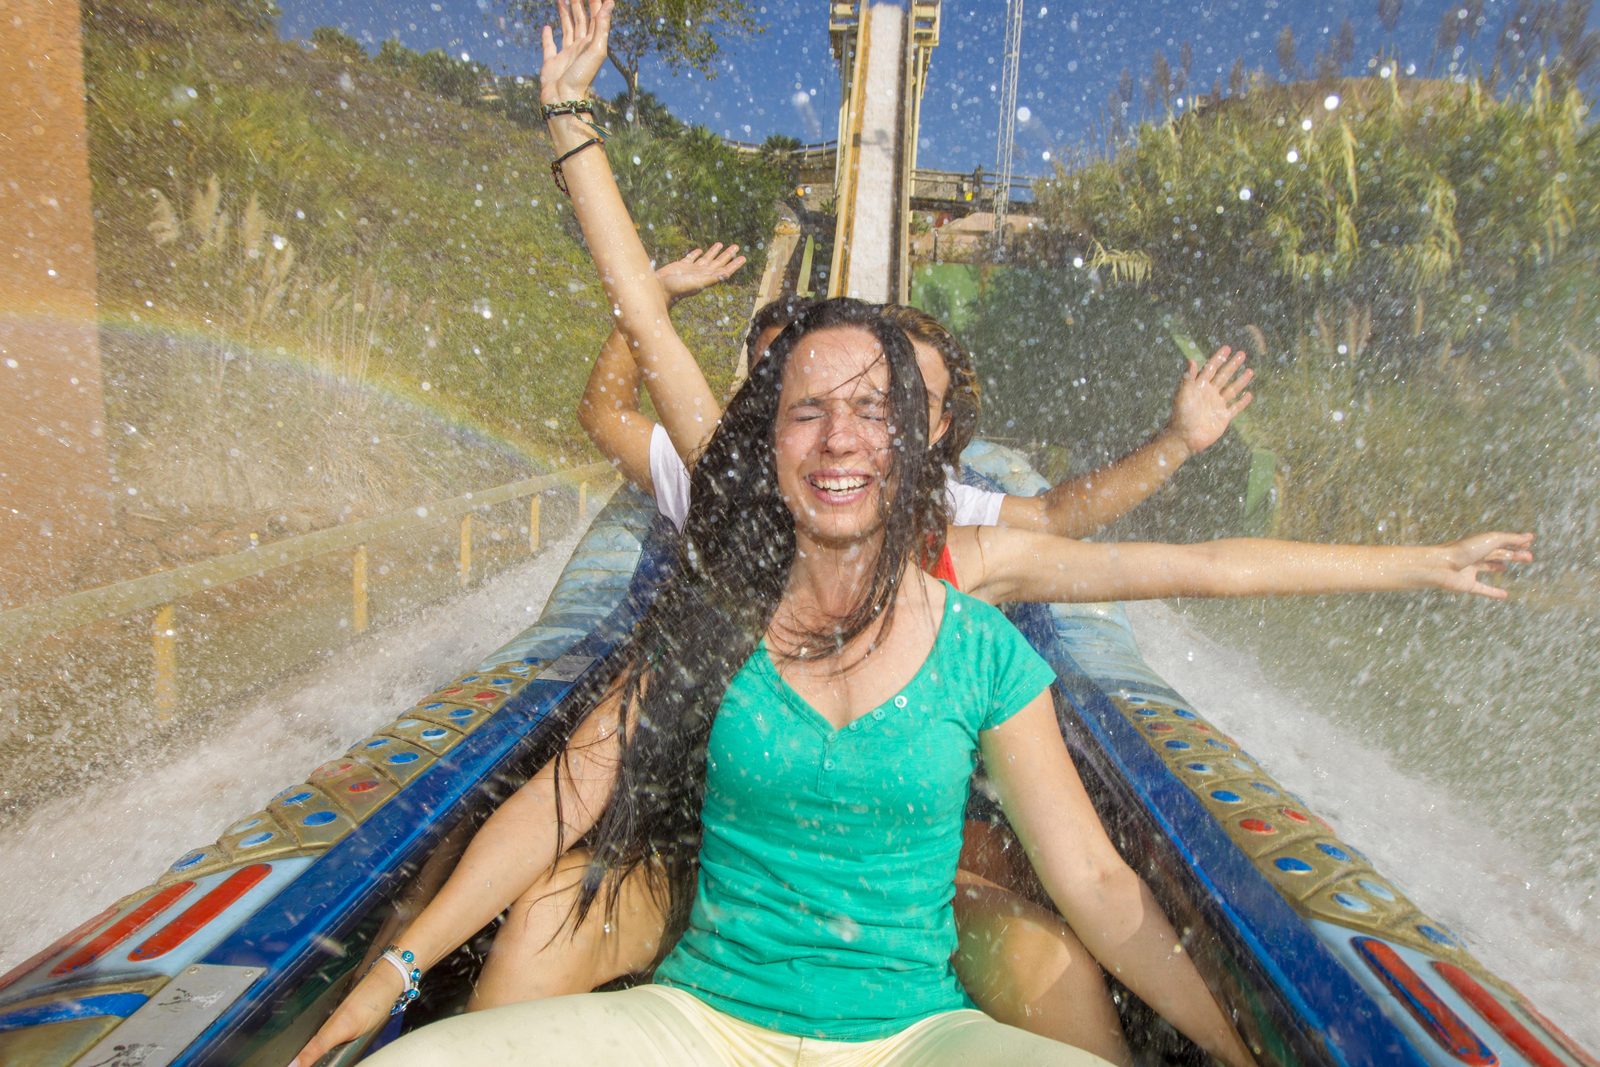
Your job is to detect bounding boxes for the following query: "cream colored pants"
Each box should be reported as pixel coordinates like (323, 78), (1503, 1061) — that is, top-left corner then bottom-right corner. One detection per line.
(364, 984), (1112, 1066)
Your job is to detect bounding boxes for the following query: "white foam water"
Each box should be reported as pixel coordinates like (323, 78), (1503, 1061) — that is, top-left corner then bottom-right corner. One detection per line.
(0, 524), (585, 976)
(1125, 599), (1600, 1054)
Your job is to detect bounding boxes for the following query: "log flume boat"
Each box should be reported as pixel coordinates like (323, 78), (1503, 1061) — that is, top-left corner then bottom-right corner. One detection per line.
(0, 444), (1593, 1067)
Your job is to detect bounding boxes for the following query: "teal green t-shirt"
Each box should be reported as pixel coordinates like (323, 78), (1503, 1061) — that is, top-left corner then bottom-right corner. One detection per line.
(653, 584), (1058, 1041)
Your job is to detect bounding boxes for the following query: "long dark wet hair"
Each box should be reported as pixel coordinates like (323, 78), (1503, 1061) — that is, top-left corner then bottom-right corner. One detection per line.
(557, 297), (949, 952)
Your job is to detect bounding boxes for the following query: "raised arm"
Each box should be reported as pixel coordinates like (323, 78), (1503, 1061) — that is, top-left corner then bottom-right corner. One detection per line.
(291, 687), (626, 1066)
(997, 347), (1253, 538)
(950, 526), (1534, 606)
(541, 0), (723, 460)
(579, 326), (655, 493)
(983, 693), (1256, 1067)
(578, 245), (747, 494)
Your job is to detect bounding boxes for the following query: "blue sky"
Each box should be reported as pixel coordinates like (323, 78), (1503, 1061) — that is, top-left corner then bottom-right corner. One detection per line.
(277, 2), (1552, 174)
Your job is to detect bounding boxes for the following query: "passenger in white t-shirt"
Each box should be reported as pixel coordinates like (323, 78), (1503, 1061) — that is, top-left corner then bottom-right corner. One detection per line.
(578, 247), (1256, 537)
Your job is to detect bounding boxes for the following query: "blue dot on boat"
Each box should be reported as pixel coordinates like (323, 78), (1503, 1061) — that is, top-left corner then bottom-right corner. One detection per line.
(1417, 924), (1457, 946)
(389, 752), (420, 765)
(1173, 707), (1197, 719)
(1318, 843), (1351, 862)
(1358, 879), (1396, 901)
(172, 852), (205, 870)
(1210, 790), (1243, 803)
(1274, 857), (1313, 874)
(421, 728), (448, 740)
(281, 791), (313, 806)
(1333, 893), (1370, 912)
(1185, 762), (1213, 774)
(1164, 740), (1191, 750)
(240, 832), (274, 848)
(303, 811), (337, 827)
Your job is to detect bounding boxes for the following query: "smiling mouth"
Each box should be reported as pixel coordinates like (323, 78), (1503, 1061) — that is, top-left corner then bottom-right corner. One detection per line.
(807, 473), (871, 500)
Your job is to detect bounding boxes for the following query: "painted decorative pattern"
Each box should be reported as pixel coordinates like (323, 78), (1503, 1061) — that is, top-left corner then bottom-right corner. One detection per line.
(1110, 693), (1505, 990)
(153, 662), (544, 888)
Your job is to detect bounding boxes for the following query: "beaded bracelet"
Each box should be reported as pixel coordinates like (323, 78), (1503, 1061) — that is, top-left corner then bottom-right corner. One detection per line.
(376, 944), (422, 1016)
(541, 98), (596, 119)
(542, 98), (612, 140)
(551, 136), (604, 195)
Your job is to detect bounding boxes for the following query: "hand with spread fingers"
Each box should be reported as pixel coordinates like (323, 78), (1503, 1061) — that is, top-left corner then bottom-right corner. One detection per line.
(540, 0), (614, 104)
(1437, 532), (1536, 599)
(659, 243), (747, 307)
(1167, 345), (1254, 457)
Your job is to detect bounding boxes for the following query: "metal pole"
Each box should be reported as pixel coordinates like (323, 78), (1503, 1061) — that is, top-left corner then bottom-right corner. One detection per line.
(352, 544), (369, 633)
(152, 604), (177, 720)
(458, 514), (473, 588)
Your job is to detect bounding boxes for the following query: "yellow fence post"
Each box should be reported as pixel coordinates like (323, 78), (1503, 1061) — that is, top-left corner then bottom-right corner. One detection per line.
(528, 494), (541, 554)
(578, 480), (588, 518)
(459, 513), (473, 588)
(152, 603), (177, 720)
(352, 544), (369, 633)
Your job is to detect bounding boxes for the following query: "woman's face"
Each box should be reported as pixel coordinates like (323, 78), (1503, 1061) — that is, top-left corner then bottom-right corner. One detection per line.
(758, 324), (951, 443)
(773, 325), (900, 549)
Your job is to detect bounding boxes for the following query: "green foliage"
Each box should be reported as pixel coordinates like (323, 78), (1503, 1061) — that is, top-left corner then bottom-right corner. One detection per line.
(309, 26), (364, 64)
(1033, 73), (1599, 378)
(79, 0), (761, 466)
(976, 64), (1600, 550)
(605, 123), (790, 254)
(374, 39), (490, 107)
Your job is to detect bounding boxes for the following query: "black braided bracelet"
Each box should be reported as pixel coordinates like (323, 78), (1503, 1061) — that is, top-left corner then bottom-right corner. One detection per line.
(551, 136), (604, 195)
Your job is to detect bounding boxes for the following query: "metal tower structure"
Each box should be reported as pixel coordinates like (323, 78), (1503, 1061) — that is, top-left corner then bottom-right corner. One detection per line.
(992, 0), (1024, 256)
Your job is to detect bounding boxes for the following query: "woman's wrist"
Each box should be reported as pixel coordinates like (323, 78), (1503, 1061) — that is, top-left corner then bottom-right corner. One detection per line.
(541, 85), (593, 107)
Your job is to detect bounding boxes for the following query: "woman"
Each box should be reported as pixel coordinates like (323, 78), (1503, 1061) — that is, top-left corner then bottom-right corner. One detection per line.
(322, 295), (1237, 1064)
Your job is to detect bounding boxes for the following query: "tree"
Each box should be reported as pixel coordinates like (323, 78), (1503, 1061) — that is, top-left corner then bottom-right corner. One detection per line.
(1378, 0), (1403, 35)
(504, 0), (760, 125)
(1228, 56), (1248, 97)
(1335, 18), (1357, 66)
(1147, 49), (1172, 113)
(1275, 25), (1298, 80)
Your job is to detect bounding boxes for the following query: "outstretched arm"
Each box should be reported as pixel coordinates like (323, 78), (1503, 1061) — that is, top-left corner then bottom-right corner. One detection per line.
(997, 347), (1254, 538)
(290, 688), (626, 1066)
(578, 245), (747, 493)
(984, 694), (1256, 1067)
(950, 526), (1534, 606)
(542, 1), (725, 460)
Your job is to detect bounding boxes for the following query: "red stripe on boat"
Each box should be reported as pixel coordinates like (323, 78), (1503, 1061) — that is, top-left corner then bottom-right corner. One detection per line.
(50, 886), (195, 976)
(127, 865), (271, 962)
(3, 904), (119, 990)
(1432, 963), (1565, 1067)
(1351, 937), (1496, 1064)
(1515, 994), (1600, 1067)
